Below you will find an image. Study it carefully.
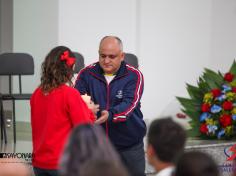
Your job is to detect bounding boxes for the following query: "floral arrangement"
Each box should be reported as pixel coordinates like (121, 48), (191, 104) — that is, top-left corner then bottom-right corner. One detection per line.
(177, 61), (236, 139)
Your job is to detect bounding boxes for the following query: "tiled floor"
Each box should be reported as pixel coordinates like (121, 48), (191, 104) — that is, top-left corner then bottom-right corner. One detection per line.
(0, 123), (33, 175)
(1, 122), (32, 153)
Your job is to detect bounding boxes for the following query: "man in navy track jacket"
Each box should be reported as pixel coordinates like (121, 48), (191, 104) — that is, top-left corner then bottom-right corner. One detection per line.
(75, 36), (146, 176)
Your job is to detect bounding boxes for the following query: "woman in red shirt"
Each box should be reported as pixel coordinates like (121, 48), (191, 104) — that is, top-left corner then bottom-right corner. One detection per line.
(30, 46), (97, 176)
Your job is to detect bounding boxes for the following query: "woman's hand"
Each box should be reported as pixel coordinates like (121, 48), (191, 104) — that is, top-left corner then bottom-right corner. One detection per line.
(81, 94), (100, 115)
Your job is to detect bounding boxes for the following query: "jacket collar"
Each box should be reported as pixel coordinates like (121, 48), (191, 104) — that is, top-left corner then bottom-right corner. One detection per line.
(89, 61), (128, 81)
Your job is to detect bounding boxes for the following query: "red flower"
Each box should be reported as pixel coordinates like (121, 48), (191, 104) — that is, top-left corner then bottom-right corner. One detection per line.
(211, 89), (221, 97)
(200, 123), (208, 134)
(220, 114), (232, 128)
(232, 87), (236, 93)
(201, 103), (210, 112)
(222, 101), (233, 110)
(224, 72), (234, 82)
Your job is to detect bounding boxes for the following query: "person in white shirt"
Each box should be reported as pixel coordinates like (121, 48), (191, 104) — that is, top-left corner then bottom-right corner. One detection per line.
(146, 118), (186, 176)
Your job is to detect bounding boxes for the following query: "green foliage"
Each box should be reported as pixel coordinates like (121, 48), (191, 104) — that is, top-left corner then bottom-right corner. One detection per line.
(229, 60), (236, 75)
(177, 60), (236, 139)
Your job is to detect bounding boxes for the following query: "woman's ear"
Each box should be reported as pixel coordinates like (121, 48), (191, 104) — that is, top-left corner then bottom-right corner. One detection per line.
(146, 144), (156, 164)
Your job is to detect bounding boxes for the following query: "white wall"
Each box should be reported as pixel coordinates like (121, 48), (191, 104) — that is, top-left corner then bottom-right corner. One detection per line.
(139, 0), (213, 120)
(210, 0), (236, 72)
(13, 0), (236, 122)
(13, 0), (58, 121)
(58, 0), (137, 64)
(58, 0), (217, 121)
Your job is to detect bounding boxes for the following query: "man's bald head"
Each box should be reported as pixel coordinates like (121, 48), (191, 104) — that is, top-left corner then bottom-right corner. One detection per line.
(99, 36), (123, 52)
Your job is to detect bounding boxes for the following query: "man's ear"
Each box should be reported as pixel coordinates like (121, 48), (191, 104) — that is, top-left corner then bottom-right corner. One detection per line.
(147, 144), (155, 157)
(120, 52), (125, 61)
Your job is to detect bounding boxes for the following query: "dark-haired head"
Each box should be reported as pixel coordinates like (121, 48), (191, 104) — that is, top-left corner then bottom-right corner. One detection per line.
(147, 117), (186, 163)
(40, 46), (75, 93)
(80, 159), (130, 176)
(175, 151), (219, 176)
(60, 124), (125, 176)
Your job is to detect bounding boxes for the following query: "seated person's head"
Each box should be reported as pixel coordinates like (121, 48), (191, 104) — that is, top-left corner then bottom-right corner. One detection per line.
(80, 159), (130, 176)
(175, 151), (219, 176)
(147, 117), (186, 169)
(60, 124), (126, 176)
(233, 159), (236, 176)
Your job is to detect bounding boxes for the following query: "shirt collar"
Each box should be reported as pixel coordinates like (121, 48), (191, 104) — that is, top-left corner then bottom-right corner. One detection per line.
(92, 61), (128, 79)
(155, 166), (175, 176)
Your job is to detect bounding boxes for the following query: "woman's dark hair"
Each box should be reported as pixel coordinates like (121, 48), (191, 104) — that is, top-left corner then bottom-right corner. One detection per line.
(175, 151), (219, 176)
(60, 124), (127, 176)
(40, 46), (75, 92)
(80, 159), (129, 176)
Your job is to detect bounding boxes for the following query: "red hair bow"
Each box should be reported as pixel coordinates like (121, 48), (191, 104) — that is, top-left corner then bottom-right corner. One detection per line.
(60, 51), (75, 67)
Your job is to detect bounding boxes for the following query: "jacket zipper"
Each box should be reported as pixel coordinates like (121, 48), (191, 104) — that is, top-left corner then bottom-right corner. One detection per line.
(89, 71), (128, 137)
(105, 83), (110, 138)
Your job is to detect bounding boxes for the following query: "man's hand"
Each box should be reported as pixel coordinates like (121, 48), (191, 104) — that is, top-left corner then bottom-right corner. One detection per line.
(95, 110), (109, 124)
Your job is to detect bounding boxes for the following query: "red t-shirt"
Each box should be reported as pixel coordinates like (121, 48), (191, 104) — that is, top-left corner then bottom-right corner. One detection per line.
(30, 84), (95, 169)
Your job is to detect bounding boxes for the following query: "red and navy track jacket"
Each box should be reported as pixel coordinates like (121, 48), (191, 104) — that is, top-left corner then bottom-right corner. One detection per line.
(75, 61), (146, 150)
